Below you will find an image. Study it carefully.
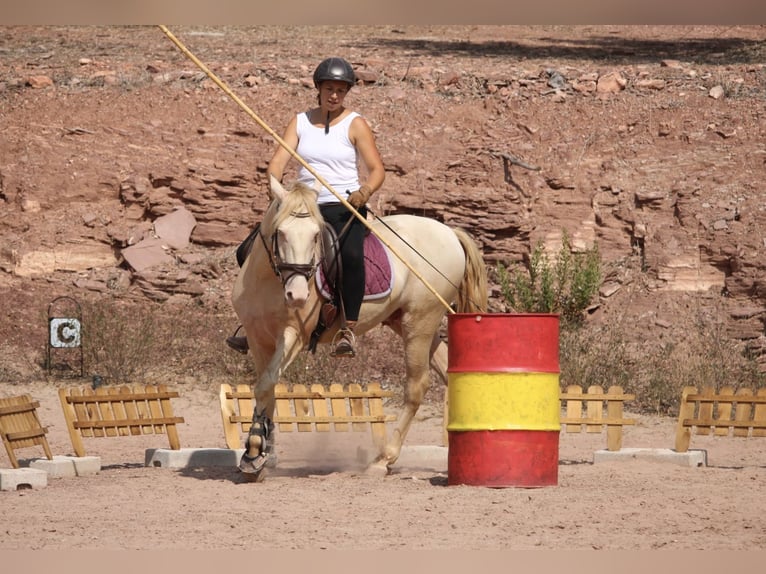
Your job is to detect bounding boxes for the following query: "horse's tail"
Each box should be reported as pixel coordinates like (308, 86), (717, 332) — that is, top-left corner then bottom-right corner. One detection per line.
(451, 227), (488, 313)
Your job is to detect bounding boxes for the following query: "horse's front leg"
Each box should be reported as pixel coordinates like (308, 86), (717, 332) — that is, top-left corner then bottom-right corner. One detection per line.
(239, 326), (303, 481)
(238, 363), (278, 479)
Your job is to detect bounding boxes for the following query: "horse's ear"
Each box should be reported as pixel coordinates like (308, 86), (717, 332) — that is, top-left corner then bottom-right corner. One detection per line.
(269, 174), (287, 201)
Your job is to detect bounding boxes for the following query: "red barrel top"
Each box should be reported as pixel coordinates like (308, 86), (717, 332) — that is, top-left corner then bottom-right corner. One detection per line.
(447, 313), (559, 373)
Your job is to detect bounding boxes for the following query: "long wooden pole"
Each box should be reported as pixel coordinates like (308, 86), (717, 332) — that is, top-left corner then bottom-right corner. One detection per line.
(158, 25), (454, 314)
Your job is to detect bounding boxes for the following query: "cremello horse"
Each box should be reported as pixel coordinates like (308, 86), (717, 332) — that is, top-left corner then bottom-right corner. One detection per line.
(231, 176), (488, 480)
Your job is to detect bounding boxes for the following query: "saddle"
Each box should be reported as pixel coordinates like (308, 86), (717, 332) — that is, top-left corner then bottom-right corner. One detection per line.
(309, 224), (394, 352)
(316, 225), (393, 303)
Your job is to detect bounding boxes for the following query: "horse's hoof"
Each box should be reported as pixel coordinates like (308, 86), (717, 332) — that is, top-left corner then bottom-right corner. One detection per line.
(238, 452), (269, 481)
(364, 461), (390, 477)
(240, 469), (267, 483)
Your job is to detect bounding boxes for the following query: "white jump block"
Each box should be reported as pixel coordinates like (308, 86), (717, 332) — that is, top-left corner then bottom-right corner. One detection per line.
(29, 455), (101, 478)
(0, 467), (48, 491)
(394, 445), (448, 471)
(145, 448), (245, 469)
(593, 448), (707, 467)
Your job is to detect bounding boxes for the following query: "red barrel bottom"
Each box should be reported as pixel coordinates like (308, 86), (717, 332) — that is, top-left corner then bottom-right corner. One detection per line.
(448, 430), (559, 487)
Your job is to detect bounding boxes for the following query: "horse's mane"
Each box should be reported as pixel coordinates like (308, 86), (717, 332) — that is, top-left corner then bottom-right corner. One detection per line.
(262, 181), (323, 237)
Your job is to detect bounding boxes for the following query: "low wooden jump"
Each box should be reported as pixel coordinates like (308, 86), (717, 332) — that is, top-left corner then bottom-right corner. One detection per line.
(0, 394), (53, 468)
(559, 385), (636, 451)
(220, 382), (396, 451)
(675, 385), (766, 452)
(58, 384), (184, 457)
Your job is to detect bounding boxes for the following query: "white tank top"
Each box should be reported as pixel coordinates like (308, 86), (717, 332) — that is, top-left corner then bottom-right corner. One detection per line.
(296, 110), (360, 205)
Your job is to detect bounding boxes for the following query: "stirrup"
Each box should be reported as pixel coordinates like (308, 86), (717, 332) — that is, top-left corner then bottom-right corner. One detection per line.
(226, 325), (249, 354)
(330, 328), (356, 358)
(226, 336), (249, 354)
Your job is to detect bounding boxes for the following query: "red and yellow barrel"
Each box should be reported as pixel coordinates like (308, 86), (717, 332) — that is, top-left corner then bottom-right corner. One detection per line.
(447, 313), (560, 487)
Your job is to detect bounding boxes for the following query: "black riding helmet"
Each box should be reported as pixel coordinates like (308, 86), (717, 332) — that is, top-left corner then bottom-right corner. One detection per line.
(313, 57), (356, 88)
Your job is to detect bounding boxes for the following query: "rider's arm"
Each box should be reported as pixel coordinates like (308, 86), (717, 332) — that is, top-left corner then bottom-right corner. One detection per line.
(266, 115), (299, 196)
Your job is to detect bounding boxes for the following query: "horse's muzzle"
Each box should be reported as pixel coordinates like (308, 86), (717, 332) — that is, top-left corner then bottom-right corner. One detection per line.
(283, 271), (312, 307)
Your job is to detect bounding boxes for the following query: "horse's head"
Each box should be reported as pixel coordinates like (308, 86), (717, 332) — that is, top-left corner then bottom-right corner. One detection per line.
(261, 175), (322, 308)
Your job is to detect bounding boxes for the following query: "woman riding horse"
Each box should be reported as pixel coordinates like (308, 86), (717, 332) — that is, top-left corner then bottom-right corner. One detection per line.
(231, 176), (488, 481)
(229, 56), (384, 358)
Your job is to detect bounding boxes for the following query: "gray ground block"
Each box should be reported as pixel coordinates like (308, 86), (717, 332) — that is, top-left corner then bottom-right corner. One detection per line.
(593, 447), (708, 467)
(29, 455), (101, 478)
(145, 448), (245, 468)
(0, 467), (48, 491)
(145, 445), (450, 471)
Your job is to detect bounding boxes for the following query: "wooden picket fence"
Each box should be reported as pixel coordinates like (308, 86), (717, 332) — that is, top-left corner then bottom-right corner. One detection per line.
(559, 385), (636, 451)
(220, 382), (396, 451)
(675, 386), (766, 452)
(0, 394), (54, 468)
(58, 384), (184, 457)
(224, 382), (636, 453)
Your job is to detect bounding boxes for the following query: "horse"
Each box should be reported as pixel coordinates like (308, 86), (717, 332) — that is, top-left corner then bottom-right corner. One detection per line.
(231, 175), (488, 480)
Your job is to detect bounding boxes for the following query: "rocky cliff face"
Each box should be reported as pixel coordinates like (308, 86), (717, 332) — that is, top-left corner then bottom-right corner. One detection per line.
(1, 25), (764, 374)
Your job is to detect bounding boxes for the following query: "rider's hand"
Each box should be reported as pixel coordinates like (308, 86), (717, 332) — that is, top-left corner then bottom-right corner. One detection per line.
(348, 185), (373, 209)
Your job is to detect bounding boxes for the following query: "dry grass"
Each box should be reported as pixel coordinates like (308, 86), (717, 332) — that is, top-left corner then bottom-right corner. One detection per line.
(560, 310), (766, 415)
(70, 295), (415, 398)
(2, 288), (759, 416)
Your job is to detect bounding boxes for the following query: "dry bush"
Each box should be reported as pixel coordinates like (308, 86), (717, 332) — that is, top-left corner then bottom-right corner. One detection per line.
(74, 283), (765, 417)
(79, 298), (171, 385)
(560, 311), (765, 415)
(79, 296), (247, 387)
(497, 235), (764, 414)
(285, 325), (429, 406)
(634, 313), (765, 414)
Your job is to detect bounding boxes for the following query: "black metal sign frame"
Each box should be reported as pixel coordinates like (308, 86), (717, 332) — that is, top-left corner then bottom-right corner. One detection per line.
(46, 296), (84, 378)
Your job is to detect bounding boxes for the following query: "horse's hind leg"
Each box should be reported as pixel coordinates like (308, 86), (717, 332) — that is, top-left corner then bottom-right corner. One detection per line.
(367, 332), (434, 474)
(429, 332), (448, 388)
(429, 334), (450, 447)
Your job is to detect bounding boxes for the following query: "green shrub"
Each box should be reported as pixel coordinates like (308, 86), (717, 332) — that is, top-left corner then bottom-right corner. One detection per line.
(497, 230), (601, 327)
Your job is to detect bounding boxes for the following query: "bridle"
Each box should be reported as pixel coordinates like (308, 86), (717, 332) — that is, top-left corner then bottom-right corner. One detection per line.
(259, 211), (320, 285)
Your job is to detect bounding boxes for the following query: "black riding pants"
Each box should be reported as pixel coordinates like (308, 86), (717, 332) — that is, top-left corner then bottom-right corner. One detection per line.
(319, 202), (367, 322)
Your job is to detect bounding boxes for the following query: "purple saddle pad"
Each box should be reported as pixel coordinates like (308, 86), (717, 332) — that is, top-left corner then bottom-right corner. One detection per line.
(316, 232), (393, 301)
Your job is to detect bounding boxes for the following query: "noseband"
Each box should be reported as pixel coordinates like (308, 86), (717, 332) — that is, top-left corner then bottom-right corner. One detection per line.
(260, 211), (319, 285)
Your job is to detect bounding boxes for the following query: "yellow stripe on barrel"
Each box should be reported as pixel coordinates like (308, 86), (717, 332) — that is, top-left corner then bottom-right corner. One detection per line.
(447, 372), (561, 431)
